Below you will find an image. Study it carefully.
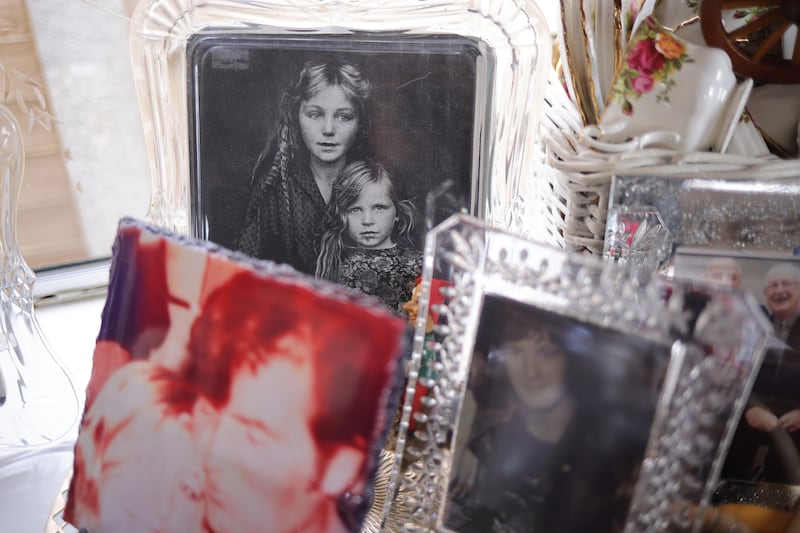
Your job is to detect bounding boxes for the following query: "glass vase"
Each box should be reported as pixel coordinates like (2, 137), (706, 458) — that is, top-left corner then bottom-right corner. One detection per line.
(0, 103), (81, 448)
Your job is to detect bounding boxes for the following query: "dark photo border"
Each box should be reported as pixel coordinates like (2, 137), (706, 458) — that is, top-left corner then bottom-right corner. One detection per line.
(188, 33), (484, 262)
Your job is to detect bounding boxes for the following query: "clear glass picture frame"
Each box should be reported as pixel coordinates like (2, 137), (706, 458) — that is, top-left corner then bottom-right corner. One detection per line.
(389, 214), (773, 533)
(129, 0), (551, 250)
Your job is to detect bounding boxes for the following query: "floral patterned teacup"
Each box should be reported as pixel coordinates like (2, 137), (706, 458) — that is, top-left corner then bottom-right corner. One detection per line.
(597, 17), (752, 153)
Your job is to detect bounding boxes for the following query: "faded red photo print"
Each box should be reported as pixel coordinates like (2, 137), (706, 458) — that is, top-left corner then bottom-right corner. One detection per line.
(65, 219), (407, 533)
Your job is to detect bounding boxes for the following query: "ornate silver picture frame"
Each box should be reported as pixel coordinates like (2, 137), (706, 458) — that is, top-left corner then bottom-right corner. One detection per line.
(390, 214), (772, 533)
(129, 0), (551, 291)
(604, 174), (800, 276)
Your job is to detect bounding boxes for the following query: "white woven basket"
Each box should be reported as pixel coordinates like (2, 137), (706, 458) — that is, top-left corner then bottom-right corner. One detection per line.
(533, 69), (800, 255)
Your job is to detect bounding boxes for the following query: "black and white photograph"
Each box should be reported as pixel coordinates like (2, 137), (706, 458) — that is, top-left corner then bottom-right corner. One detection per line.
(673, 249), (800, 487)
(187, 34), (482, 314)
(442, 294), (670, 533)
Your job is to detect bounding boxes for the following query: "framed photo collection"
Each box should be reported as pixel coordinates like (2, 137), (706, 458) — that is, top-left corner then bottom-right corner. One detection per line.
(118, 2), (553, 529)
(110, 2), (791, 532)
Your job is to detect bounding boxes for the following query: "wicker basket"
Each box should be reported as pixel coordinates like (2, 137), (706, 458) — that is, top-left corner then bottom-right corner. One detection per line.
(532, 69), (800, 256)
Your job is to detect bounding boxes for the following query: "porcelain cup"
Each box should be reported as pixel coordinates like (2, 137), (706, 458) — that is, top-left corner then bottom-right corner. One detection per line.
(597, 17), (751, 153)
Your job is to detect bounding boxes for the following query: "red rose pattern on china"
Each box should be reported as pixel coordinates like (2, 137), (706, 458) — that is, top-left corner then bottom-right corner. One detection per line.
(611, 17), (693, 116)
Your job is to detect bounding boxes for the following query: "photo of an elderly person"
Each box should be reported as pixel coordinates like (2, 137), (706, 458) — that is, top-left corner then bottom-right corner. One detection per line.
(762, 263), (800, 351)
(673, 250), (800, 486)
(444, 296), (668, 533)
(236, 56), (374, 274)
(703, 257), (743, 290)
(722, 261), (800, 485)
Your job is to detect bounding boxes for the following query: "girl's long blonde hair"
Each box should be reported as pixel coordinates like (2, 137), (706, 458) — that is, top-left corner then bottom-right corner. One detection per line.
(250, 56), (373, 189)
(316, 161), (416, 281)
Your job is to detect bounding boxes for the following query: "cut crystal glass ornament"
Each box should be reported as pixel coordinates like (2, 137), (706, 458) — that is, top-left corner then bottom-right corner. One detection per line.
(0, 104), (80, 447)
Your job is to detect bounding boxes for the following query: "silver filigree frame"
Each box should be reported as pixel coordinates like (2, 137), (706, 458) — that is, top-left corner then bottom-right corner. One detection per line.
(129, 0), (551, 238)
(605, 174), (800, 276)
(388, 214), (772, 533)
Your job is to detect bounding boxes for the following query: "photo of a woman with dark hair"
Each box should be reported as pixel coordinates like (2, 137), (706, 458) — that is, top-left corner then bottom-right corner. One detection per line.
(237, 55), (374, 274)
(445, 296), (668, 533)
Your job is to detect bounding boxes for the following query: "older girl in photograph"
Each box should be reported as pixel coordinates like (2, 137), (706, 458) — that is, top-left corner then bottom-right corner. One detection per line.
(316, 160), (421, 314)
(237, 56), (373, 274)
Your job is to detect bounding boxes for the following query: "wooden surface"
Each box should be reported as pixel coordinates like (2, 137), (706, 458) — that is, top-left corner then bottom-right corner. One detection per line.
(0, 0), (87, 269)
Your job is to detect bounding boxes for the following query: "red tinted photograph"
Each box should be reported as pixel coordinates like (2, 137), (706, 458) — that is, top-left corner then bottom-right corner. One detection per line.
(65, 218), (407, 533)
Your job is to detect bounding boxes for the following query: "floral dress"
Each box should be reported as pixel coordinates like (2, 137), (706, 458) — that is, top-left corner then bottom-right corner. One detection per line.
(335, 246), (422, 314)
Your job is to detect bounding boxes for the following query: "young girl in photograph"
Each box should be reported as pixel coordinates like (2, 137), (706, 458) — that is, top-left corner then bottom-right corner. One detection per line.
(316, 160), (422, 314)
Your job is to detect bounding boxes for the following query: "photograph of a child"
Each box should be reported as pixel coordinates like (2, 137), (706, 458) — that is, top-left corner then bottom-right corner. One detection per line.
(189, 36), (479, 314)
(442, 295), (669, 533)
(673, 250), (800, 486)
(315, 160), (422, 312)
(64, 221), (407, 533)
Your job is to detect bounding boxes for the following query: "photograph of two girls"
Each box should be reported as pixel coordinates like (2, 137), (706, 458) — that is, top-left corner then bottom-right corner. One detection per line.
(189, 37), (482, 314)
